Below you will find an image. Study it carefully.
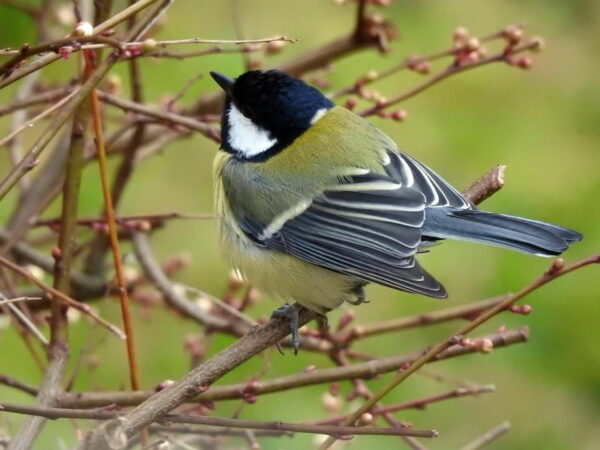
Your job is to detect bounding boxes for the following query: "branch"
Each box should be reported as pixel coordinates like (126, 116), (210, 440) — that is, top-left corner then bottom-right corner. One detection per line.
(59, 328), (526, 409)
(319, 253), (600, 449)
(77, 305), (318, 447)
(0, 404), (437, 439)
(0, 254), (125, 339)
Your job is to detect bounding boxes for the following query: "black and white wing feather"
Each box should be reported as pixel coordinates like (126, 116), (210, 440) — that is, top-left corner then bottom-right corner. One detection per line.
(236, 152), (467, 298)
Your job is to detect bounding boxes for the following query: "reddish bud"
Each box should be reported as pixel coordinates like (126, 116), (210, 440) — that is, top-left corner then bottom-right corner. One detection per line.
(51, 247), (63, 260)
(548, 258), (565, 275)
(344, 98), (358, 110)
(516, 57), (533, 70)
(329, 383), (341, 396)
(391, 109), (408, 122)
(337, 309), (356, 330)
(58, 46), (74, 59)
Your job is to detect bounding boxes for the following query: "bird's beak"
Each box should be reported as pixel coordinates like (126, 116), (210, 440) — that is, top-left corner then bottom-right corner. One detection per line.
(210, 71), (235, 96)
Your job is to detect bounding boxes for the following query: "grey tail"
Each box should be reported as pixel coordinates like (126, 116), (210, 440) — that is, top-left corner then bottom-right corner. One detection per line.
(422, 209), (582, 257)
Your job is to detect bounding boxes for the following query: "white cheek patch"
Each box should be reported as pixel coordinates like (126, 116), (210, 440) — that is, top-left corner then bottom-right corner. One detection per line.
(227, 104), (278, 157)
(310, 107), (329, 125)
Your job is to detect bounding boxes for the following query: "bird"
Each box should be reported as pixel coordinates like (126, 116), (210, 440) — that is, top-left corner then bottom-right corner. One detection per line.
(210, 69), (582, 352)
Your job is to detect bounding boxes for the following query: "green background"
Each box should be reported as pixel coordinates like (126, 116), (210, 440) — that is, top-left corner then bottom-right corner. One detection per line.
(0, 0), (598, 448)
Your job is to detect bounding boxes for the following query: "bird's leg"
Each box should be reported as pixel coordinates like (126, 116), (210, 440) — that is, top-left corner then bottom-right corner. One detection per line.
(271, 303), (300, 355)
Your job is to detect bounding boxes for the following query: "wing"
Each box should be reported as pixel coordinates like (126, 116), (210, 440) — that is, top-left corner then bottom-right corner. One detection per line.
(237, 161), (449, 298)
(385, 151), (471, 209)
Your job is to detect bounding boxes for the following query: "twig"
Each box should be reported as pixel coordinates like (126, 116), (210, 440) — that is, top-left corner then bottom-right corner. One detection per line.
(461, 165), (506, 205)
(0, 85), (73, 117)
(59, 328), (526, 409)
(177, 283), (258, 327)
(0, 296), (43, 306)
(0, 254), (125, 339)
(0, 89), (78, 148)
(358, 41), (540, 116)
(0, 375), (39, 396)
(3, 299), (48, 346)
(98, 91), (220, 140)
(0, 36), (123, 77)
(346, 296), (506, 341)
(89, 59), (141, 391)
(34, 212), (212, 229)
(313, 385), (496, 425)
(0, 403), (437, 438)
(0, 0), (161, 90)
(319, 254), (599, 449)
(0, 50), (120, 202)
(131, 232), (233, 331)
(460, 421), (511, 450)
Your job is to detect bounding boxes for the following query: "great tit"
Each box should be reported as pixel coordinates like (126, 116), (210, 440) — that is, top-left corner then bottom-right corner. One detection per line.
(210, 70), (582, 351)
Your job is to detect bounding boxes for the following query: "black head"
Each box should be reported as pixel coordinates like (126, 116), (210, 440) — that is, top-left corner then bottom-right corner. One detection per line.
(210, 70), (334, 161)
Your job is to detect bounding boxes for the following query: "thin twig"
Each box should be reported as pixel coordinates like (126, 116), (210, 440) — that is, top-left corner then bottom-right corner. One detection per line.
(0, 0), (161, 89)
(0, 254), (125, 339)
(0, 89), (78, 148)
(358, 41), (540, 116)
(460, 421), (511, 450)
(89, 60), (141, 391)
(319, 254), (600, 449)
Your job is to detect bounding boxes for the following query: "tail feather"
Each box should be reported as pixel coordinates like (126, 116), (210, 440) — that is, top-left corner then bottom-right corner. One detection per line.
(422, 209), (582, 257)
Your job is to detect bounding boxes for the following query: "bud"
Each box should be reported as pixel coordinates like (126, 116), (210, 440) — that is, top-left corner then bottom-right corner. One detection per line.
(548, 257), (565, 275)
(51, 247), (62, 260)
(344, 98), (358, 110)
(321, 392), (343, 413)
(195, 296), (215, 313)
(364, 70), (379, 82)
(141, 38), (157, 53)
(516, 56), (533, 70)
(519, 304), (533, 315)
(453, 26), (469, 42)
(413, 60), (431, 74)
(465, 37), (480, 52)
(358, 413), (375, 425)
(391, 109), (408, 122)
(474, 338), (494, 354)
(329, 383), (341, 396)
(155, 379), (175, 391)
(103, 74), (122, 95)
(73, 21), (93, 37)
(503, 25), (523, 45)
(266, 40), (286, 54)
(530, 36), (545, 52)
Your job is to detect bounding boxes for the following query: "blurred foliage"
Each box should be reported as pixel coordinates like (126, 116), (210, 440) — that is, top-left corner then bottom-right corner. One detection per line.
(0, 0), (598, 448)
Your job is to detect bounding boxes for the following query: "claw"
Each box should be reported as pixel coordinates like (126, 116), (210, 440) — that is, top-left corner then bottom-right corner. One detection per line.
(271, 303), (300, 355)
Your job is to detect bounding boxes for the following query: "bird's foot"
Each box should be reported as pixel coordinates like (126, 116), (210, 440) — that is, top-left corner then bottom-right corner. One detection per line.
(271, 303), (300, 355)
